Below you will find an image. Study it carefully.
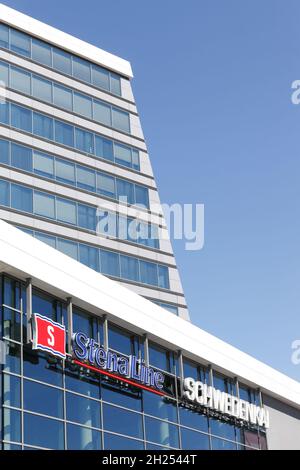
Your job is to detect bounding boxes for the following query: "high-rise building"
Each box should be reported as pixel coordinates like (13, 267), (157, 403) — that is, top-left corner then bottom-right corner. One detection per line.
(0, 3), (299, 451)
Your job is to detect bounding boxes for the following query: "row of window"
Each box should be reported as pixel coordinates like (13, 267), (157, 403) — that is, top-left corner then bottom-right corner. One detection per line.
(0, 101), (140, 170)
(0, 60), (130, 132)
(0, 178), (159, 249)
(14, 227), (168, 289)
(0, 23), (122, 96)
(0, 139), (149, 208)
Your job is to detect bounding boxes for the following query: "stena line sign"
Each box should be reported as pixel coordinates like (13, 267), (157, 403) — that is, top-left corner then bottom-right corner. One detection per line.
(182, 377), (270, 428)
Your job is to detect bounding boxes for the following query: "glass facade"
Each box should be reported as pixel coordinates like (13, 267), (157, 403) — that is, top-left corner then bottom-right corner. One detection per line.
(0, 275), (268, 450)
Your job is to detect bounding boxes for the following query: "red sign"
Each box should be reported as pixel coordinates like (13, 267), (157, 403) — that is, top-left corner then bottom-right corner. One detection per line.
(32, 313), (66, 359)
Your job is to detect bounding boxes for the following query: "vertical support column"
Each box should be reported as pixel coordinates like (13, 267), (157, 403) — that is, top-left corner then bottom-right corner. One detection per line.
(235, 377), (240, 398)
(103, 315), (108, 350)
(67, 297), (73, 354)
(208, 364), (213, 386)
(178, 349), (184, 396)
(258, 388), (263, 407)
(143, 334), (149, 367)
(25, 278), (32, 344)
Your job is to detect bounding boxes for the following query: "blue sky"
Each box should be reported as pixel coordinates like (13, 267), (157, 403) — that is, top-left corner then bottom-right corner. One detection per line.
(3, 0), (300, 380)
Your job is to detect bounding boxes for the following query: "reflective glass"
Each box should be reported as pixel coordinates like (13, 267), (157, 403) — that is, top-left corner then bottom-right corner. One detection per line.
(65, 366), (100, 399)
(53, 48), (72, 75)
(11, 183), (33, 212)
(100, 250), (120, 278)
(56, 197), (77, 225)
(74, 92), (92, 119)
(211, 437), (236, 450)
(0, 179), (9, 206)
(57, 238), (78, 260)
(35, 232), (56, 248)
(79, 244), (99, 271)
(23, 379), (63, 418)
(95, 135), (113, 161)
(179, 407), (209, 433)
(66, 392), (101, 428)
(53, 84), (72, 111)
(145, 416), (179, 448)
(110, 73), (121, 96)
(92, 65), (109, 90)
(102, 382), (142, 412)
(117, 179), (134, 205)
(103, 404), (143, 439)
(11, 143), (32, 171)
(120, 255), (139, 282)
(97, 173), (115, 198)
(77, 165), (95, 191)
(33, 151), (54, 178)
(33, 112), (54, 140)
(181, 429), (210, 450)
(23, 347), (63, 387)
(32, 39), (52, 67)
(67, 423), (101, 450)
(112, 108), (130, 133)
(93, 100), (111, 126)
(11, 104), (32, 133)
(0, 102), (9, 124)
(10, 66), (31, 95)
(135, 185), (149, 208)
(115, 143), (131, 168)
(0, 139), (9, 164)
(3, 408), (21, 443)
(140, 261), (157, 287)
(10, 29), (31, 57)
(143, 392), (178, 423)
(78, 203), (96, 230)
(73, 56), (91, 83)
(0, 60), (8, 85)
(0, 23), (9, 48)
(108, 324), (133, 355)
(75, 128), (94, 153)
(54, 120), (74, 147)
(34, 191), (55, 219)
(104, 433), (144, 450)
(32, 75), (52, 103)
(55, 158), (75, 185)
(3, 373), (21, 408)
(24, 413), (64, 449)
(158, 265), (169, 289)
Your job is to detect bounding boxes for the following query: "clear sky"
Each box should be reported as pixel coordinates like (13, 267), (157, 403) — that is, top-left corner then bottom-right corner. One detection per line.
(3, 0), (300, 381)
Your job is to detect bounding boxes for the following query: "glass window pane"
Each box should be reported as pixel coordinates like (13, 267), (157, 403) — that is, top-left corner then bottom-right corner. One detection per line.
(65, 365), (100, 399)
(73, 56), (91, 83)
(210, 420), (236, 440)
(56, 197), (77, 225)
(54, 120), (74, 147)
(108, 324), (133, 355)
(95, 135), (113, 161)
(145, 416), (179, 448)
(102, 382), (141, 411)
(0, 179), (9, 206)
(66, 392), (101, 428)
(181, 429), (210, 450)
(57, 238), (78, 260)
(92, 65), (109, 90)
(79, 244), (99, 271)
(0, 139), (9, 164)
(112, 108), (130, 133)
(33, 151), (54, 178)
(97, 173), (115, 198)
(35, 231), (56, 248)
(75, 128), (94, 154)
(67, 423), (101, 450)
(11, 183), (33, 212)
(149, 343), (169, 371)
(32, 75), (52, 102)
(179, 407), (209, 433)
(140, 261), (158, 286)
(110, 73), (121, 96)
(97, 210), (117, 237)
(10, 66), (31, 95)
(114, 143), (131, 168)
(0, 102), (9, 124)
(34, 191), (55, 219)
(158, 265), (169, 289)
(11, 143), (32, 171)
(23, 347), (62, 386)
(10, 29), (31, 57)
(33, 112), (54, 140)
(0, 23), (9, 49)
(24, 379), (63, 418)
(77, 165), (95, 192)
(0, 61), (9, 86)
(120, 255), (139, 282)
(132, 149), (140, 171)
(93, 100), (111, 126)
(74, 92), (92, 119)
(78, 203), (96, 231)
(135, 185), (149, 208)
(32, 38), (52, 67)
(100, 249), (120, 277)
(104, 433), (144, 450)
(3, 373), (21, 407)
(144, 391), (178, 423)
(55, 158), (75, 185)
(53, 47), (72, 75)
(116, 179), (134, 205)
(24, 413), (64, 449)
(53, 83), (72, 111)
(103, 404), (143, 439)
(211, 437), (236, 450)
(4, 408), (21, 443)
(11, 104), (32, 133)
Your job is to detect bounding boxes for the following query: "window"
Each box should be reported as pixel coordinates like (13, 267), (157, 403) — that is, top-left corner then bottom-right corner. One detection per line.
(78, 203), (96, 231)
(140, 261), (158, 287)
(11, 183), (33, 212)
(32, 75), (52, 103)
(104, 433), (143, 450)
(33, 151), (54, 178)
(33, 112), (54, 140)
(0, 102), (9, 124)
(55, 158), (75, 185)
(23, 379), (63, 418)
(135, 185), (149, 208)
(149, 343), (170, 372)
(100, 249), (120, 277)
(67, 424), (101, 450)
(0, 61), (8, 85)
(11, 104), (32, 133)
(103, 404), (143, 439)
(132, 149), (140, 171)
(93, 100), (111, 126)
(3, 374), (21, 408)
(97, 173), (115, 198)
(72, 56), (91, 83)
(110, 73), (121, 96)
(23, 347), (63, 386)
(32, 38), (52, 67)
(115, 143), (132, 168)
(10, 66), (31, 95)
(108, 324), (133, 355)
(24, 413), (64, 449)
(102, 382), (141, 412)
(74, 92), (92, 119)
(181, 429), (210, 450)
(179, 408), (209, 433)
(92, 65), (109, 91)
(72, 308), (97, 340)
(57, 238), (78, 260)
(3, 409), (21, 443)
(0, 179), (9, 206)
(54, 120), (74, 147)
(95, 135), (113, 161)
(10, 29), (31, 57)
(0, 139), (9, 164)
(77, 165), (95, 192)
(143, 392), (178, 423)
(210, 420), (236, 441)
(145, 417), (179, 448)
(75, 128), (94, 153)
(79, 244), (99, 271)
(112, 108), (130, 133)
(97, 210), (117, 237)
(0, 23), (9, 49)
(120, 255), (139, 282)
(34, 191), (55, 219)
(35, 232), (56, 248)
(53, 83), (72, 111)
(66, 392), (101, 428)
(11, 143), (32, 172)
(211, 438), (236, 450)
(158, 265), (169, 289)
(56, 197), (77, 225)
(65, 366), (100, 399)
(53, 47), (72, 75)
(116, 179), (134, 205)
